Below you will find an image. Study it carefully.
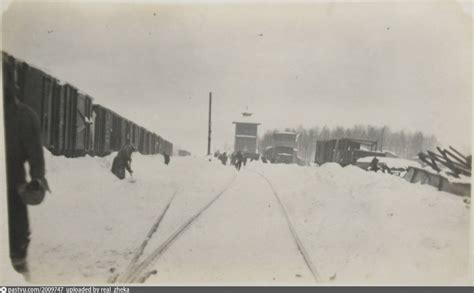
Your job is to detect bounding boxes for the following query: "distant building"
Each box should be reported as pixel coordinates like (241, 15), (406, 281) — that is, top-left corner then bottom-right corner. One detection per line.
(232, 112), (260, 157)
(178, 149), (191, 156)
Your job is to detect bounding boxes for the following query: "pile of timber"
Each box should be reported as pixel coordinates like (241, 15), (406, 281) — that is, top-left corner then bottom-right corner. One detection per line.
(403, 146), (471, 197)
(418, 146), (471, 178)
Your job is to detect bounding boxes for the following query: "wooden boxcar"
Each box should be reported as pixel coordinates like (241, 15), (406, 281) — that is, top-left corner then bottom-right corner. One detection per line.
(3, 51), (175, 159)
(60, 85), (93, 157)
(315, 138), (385, 166)
(7, 53), (93, 157)
(160, 138), (173, 156)
(92, 104), (113, 156)
(74, 92), (93, 156)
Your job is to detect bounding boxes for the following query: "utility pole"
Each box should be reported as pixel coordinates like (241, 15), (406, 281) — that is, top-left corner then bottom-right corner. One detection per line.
(207, 92), (212, 156)
(380, 126), (385, 152)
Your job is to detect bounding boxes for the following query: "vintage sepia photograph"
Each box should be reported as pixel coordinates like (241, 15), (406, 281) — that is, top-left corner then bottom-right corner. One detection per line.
(0, 0), (472, 286)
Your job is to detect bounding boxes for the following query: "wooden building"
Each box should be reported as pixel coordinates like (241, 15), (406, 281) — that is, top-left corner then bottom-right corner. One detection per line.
(232, 112), (260, 157)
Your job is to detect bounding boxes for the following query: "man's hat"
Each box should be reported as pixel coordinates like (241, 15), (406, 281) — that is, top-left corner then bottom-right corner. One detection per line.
(18, 179), (46, 205)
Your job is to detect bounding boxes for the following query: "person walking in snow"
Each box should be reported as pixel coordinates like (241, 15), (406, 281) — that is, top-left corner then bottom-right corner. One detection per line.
(218, 152), (228, 166)
(222, 152), (228, 165)
(4, 59), (50, 277)
(111, 144), (136, 179)
(235, 151), (243, 171)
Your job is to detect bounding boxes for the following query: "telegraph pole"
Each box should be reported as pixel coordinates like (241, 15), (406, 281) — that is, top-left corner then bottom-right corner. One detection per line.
(380, 126), (385, 152)
(207, 92), (212, 156)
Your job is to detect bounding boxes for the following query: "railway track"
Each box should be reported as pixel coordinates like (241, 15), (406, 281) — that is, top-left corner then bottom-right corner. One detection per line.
(250, 169), (323, 283)
(114, 190), (179, 283)
(112, 168), (322, 284)
(112, 174), (238, 284)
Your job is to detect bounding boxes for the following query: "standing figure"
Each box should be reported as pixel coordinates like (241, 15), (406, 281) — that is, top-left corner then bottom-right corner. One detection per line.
(235, 151), (243, 171)
(164, 153), (170, 165)
(222, 152), (228, 166)
(4, 59), (49, 277)
(111, 144), (136, 179)
(369, 156), (380, 172)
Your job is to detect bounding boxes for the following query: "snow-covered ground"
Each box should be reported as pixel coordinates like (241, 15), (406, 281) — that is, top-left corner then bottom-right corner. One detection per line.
(2, 151), (471, 285)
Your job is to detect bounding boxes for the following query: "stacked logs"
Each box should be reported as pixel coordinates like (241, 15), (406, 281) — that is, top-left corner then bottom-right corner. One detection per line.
(418, 146), (471, 178)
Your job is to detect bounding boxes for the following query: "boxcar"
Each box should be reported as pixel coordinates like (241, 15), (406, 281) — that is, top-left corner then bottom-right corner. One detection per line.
(315, 138), (384, 166)
(74, 92), (93, 156)
(3, 51), (176, 159)
(150, 133), (157, 154)
(144, 131), (150, 155)
(160, 138), (173, 156)
(58, 84), (93, 157)
(137, 126), (145, 154)
(92, 104), (113, 156)
(110, 111), (122, 152)
(16, 61), (45, 120)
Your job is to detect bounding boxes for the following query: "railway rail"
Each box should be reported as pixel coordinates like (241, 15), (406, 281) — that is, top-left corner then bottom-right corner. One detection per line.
(112, 168), (323, 284)
(113, 174), (238, 283)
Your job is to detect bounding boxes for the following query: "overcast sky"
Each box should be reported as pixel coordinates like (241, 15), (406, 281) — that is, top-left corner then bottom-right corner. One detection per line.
(2, 1), (472, 155)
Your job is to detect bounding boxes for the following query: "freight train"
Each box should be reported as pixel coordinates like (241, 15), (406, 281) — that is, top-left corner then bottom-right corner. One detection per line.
(3, 51), (173, 158)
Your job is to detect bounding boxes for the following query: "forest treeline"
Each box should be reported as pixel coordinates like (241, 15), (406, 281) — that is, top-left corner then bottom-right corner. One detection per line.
(258, 125), (438, 163)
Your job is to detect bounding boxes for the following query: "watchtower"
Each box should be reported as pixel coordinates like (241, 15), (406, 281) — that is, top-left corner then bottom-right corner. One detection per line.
(232, 112), (260, 155)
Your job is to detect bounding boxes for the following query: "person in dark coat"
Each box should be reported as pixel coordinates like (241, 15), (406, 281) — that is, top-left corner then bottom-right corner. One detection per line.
(4, 60), (49, 276)
(222, 152), (228, 166)
(369, 157), (379, 172)
(111, 144), (136, 179)
(164, 153), (170, 165)
(235, 151), (243, 171)
(218, 152), (228, 166)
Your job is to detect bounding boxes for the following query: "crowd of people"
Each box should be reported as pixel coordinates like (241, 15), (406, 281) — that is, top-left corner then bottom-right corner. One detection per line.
(214, 150), (256, 171)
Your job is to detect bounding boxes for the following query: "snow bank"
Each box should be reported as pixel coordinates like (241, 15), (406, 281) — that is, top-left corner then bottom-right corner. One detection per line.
(27, 151), (236, 284)
(247, 162), (471, 285)
(16, 151), (471, 285)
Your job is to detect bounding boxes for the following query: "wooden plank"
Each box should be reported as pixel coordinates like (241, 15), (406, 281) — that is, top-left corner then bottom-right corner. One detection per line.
(449, 146), (468, 161)
(444, 149), (469, 168)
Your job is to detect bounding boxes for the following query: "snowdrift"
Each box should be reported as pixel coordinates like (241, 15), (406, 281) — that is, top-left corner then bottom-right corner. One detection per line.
(8, 151), (470, 285)
(246, 162), (471, 285)
(27, 151), (236, 284)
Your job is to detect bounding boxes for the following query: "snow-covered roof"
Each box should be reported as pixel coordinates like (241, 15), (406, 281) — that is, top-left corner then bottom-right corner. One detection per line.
(383, 150), (398, 157)
(232, 113), (260, 124)
(277, 153), (294, 157)
(357, 156), (422, 169)
(235, 134), (257, 138)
